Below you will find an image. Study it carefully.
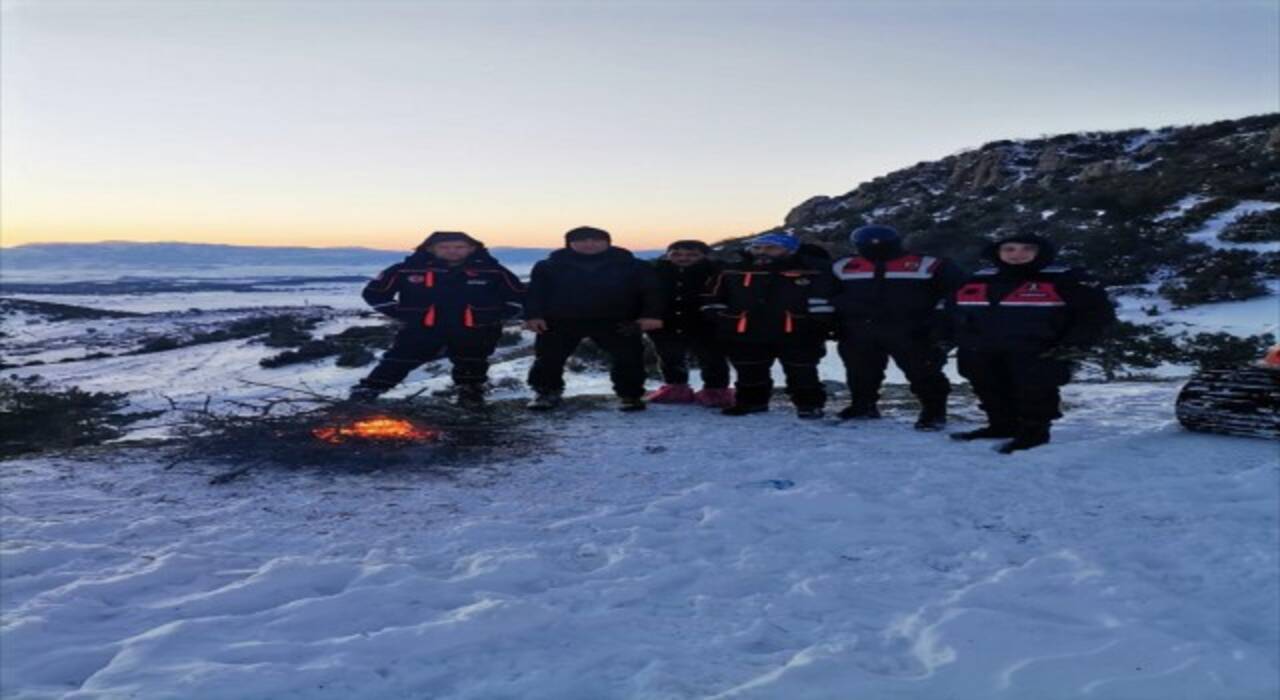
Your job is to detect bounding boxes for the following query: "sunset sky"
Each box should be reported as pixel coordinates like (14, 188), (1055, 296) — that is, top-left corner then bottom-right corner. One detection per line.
(2, 0), (1276, 251)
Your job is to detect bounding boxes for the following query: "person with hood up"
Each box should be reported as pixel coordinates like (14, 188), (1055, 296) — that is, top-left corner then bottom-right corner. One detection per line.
(644, 239), (734, 408)
(523, 226), (664, 411)
(350, 231), (526, 407)
(701, 231), (838, 419)
(950, 232), (1114, 453)
(832, 224), (964, 430)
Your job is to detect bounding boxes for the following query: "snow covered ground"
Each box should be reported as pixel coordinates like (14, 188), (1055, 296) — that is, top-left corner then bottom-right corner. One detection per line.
(2, 381), (1277, 699)
(1182, 201), (1280, 254)
(2, 275), (1278, 699)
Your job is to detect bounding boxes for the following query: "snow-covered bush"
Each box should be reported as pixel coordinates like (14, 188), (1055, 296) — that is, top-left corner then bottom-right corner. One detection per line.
(1157, 250), (1269, 307)
(0, 375), (159, 458)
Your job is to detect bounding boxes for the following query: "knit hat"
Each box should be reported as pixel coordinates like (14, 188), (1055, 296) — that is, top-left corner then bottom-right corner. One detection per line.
(747, 232), (800, 253)
(419, 231), (482, 248)
(850, 224), (902, 260)
(666, 239), (711, 254)
(565, 226), (612, 244)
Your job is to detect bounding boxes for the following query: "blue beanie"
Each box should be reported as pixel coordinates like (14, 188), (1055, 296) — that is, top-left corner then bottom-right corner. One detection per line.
(748, 232), (800, 252)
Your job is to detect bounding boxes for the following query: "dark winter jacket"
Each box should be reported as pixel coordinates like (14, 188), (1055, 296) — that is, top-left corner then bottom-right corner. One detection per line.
(362, 247), (525, 332)
(951, 235), (1114, 354)
(649, 258), (721, 337)
(702, 253), (838, 344)
(524, 247), (664, 322)
(831, 251), (965, 332)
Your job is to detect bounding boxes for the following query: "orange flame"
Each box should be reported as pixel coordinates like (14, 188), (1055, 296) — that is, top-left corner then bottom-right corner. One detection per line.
(312, 416), (440, 444)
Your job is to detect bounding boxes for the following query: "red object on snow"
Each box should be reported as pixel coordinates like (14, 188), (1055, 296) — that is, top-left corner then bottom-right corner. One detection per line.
(646, 384), (696, 404)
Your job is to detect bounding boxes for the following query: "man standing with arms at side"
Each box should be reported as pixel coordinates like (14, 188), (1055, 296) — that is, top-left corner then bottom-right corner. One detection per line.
(351, 231), (525, 408)
(832, 224), (964, 430)
(524, 226), (665, 412)
(702, 231), (838, 419)
(950, 232), (1114, 453)
(645, 239), (734, 408)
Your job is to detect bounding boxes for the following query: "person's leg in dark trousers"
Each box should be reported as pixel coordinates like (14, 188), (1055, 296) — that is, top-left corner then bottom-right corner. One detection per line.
(999, 353), (1071, 451)
(446, 328), (502, 387)
(690, 334), (731, 389)
(779, 339), (826, 410)
(884, 328), (951, 425)
(954, 349), (1018, 439)
(837, 331), (889, 416)
(358, 328), (447, 393)
(587, 323), (648, 399)
(527, 320), (587, 396)
(726, 342), (775, 409)
(649, 334), (692, 385)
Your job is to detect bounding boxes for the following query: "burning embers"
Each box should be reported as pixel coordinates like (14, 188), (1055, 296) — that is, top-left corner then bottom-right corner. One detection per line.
(311, 415), (441, 445)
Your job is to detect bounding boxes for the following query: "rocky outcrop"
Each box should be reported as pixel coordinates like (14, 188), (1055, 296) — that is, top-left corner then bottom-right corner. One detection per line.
(949, 148), (1008, 191)
(784, 196), (834, 227)
(1079, 158), (1135, 182)
(1035, 147), (1065, 173)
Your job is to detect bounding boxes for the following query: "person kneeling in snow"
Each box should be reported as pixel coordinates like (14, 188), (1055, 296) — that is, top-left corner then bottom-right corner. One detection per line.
(349, 231), (526, 407)
(950, 232), (1114, 453)
(702, 232), (838, 419)
(645, 240), (734, 408)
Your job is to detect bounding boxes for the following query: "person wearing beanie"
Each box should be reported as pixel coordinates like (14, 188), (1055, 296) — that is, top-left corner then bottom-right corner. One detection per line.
(831, 224), (965, 430)
(701, 231), (838, 419)
(645, 240), (734, 408)
(523, 226), (665, 412)
(350, 231), (526, 407)
(950, 232), (1114, 453)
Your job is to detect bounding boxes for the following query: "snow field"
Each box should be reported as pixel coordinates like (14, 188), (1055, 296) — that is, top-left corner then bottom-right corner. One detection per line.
(2, 382), (1277, 699)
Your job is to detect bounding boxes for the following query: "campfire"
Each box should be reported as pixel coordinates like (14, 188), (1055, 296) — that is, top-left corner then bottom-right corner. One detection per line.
(167, 385), (540, 482)
(311, 415), (440, 445)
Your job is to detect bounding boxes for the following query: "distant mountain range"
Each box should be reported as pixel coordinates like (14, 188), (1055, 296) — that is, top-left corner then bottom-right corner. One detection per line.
(0, 241), (662, 270)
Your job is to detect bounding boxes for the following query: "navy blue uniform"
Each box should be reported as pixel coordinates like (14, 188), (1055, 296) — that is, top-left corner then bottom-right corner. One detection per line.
(832, 251), (964, 413)
(952, 237), (1114, 432)
(357, 247), (525, 392)
(702, 253), (838, 409)
(648, 258), (730, 388)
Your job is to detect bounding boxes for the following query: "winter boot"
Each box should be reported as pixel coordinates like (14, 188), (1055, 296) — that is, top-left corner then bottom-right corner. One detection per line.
(526, 391), (563, 411)
(347, 385), (384, 402)
(646, 384), (695, 404)
(694, 387), (735, 409)
(455, 383), (486, 410)
(796, 405), (824, 420)
(618, 396), (647, 412)
(837, 403), (881, 420)
(997, 424), (1051, 454)
(722, 403), (769, 416)
(950, 423), (1017, 441)
(913, 401), (948, 431)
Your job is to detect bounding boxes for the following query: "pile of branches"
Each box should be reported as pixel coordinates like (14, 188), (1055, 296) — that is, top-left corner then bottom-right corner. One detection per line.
(165, 382), (542, 483)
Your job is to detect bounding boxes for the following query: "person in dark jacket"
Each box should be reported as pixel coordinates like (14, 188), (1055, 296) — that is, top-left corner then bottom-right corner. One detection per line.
(645, 240), (734, 407)
(524, 226), (664, 411)
(832, 225), (965, 430)
(350, 231), (526, 407)
(702, 232), (838, 418)
(950, 232), (1115, 453)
